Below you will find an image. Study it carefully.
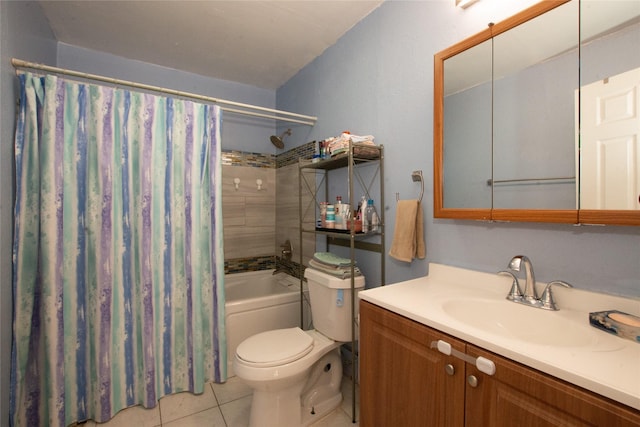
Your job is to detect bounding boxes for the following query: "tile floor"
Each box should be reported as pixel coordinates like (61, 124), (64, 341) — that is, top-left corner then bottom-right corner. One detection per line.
(78, 376), (359, 427)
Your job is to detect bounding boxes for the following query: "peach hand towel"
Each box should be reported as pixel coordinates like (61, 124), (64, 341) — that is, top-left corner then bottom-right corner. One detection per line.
(389, 199), (426, 262)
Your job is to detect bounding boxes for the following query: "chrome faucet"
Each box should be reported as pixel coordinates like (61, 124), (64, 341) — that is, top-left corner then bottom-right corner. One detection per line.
(273, 239), (294, 275)
(508, 255), (539, 305)
(500, 255), (573, 311)
(540, 280), (573, 311)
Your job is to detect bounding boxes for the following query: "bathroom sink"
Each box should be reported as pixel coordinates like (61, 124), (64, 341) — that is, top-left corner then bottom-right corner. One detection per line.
(441, 298), (597, 347)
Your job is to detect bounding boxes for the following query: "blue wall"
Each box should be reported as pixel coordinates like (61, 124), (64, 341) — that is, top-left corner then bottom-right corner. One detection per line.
(1, 2), (57, 424)
(57, 43), (279, 154)
(277, 1), (640, 296)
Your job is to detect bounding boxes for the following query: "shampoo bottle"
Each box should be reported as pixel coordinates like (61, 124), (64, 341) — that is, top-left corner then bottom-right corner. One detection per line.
(365, 199), (379, 232)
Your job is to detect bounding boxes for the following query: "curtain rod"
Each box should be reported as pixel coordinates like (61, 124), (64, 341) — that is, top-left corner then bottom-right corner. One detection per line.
(12, 58), (317, 126)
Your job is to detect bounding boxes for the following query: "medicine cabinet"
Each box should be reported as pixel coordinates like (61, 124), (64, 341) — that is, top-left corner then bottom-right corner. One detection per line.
(434, 0), (640, 225)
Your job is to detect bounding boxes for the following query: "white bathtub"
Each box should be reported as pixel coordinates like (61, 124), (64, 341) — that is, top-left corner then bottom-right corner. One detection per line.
(225, 269), (310, 376)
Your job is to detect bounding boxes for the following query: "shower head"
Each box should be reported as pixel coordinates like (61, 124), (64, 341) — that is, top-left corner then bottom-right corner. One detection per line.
(270, 129), (292, 149)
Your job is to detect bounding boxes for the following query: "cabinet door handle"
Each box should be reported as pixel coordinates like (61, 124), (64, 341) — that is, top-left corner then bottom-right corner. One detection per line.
(476, 356), (495, 376)
(445, 364), (455, 376)
(467, 375), (479, 388)
(431, 340), (496, 376)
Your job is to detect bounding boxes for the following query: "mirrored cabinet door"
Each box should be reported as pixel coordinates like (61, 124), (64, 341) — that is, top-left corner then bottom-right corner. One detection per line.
(579, 1), (640, 211)
(492, 0), (578, 210)
(443, 40), (493, 209)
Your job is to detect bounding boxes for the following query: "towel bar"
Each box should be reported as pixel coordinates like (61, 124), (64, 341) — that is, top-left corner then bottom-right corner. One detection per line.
(486, 176), (575, 186)
(396, 170), (424, 202)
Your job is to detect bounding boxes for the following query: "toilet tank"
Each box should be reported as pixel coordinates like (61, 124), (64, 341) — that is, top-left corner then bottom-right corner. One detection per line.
(303, 268), (365, 342)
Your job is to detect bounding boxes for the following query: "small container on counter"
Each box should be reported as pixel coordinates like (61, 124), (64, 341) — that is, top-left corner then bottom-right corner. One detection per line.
(325, 204), (335, 229)
(339, 204), (350, 229)
(334, 196), (343, 229)
(365, 199), (379, 232)
(319, 202), (328, 227)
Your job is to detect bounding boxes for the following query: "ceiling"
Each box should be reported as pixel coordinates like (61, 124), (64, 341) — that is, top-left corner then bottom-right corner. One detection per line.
(39, 1), (384, 90)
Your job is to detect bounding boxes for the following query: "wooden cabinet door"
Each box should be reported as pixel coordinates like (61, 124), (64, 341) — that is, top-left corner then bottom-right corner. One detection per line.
(465, 344), (640, 427)
(359, 301), (466, 427)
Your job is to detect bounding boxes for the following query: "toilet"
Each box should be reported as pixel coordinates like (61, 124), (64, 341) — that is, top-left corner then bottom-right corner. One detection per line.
(233, 267), (365, 427)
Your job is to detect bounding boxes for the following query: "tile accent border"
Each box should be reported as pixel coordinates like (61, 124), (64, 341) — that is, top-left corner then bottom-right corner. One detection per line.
(276, 141), (317, 168)
(275, 257), (305, 280)
(224, 256), (276, 274)
(222, 141), (316, 171)
(222, 150), (275, 168)
(223, 256), (305, 279)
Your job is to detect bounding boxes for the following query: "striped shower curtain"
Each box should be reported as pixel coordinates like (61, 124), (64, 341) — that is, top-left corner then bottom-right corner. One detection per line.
(11, 72), (226, 426)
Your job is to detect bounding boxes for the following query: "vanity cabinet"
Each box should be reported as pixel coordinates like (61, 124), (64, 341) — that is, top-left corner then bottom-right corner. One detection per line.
(360, 301), (640, 427)
(359, 299), (466, 426)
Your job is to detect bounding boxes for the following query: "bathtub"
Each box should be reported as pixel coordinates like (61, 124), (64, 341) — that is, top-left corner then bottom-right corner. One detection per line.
(225, 269), (310, 376)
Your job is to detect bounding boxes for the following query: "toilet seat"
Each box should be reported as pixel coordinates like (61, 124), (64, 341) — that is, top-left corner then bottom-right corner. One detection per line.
(236, 327), (314, 367)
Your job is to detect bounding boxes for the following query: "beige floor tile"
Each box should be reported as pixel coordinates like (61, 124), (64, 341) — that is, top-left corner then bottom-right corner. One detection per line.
(159, 385), (218, 424)
(96, 405), (161, 427)
(340, 378), (359, 419)
(211, 376), (253, 405)
(219, 394), (252, 427)
(162, 407), (227, 427)
(311, 408), (358, 427)
(79, 375), (358, 426)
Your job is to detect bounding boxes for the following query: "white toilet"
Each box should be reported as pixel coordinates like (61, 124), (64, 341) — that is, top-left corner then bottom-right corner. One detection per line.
(233, 267), (365, 427)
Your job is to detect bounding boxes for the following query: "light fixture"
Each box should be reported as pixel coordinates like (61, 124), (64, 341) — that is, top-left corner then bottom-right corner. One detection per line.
(456, 0), (479, 9)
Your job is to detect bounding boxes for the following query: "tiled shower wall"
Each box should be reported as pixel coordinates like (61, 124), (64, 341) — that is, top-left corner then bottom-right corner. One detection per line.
(222, 151), (276, 273)
(275, 156), (316, 277)
(223, 143), (316, 275)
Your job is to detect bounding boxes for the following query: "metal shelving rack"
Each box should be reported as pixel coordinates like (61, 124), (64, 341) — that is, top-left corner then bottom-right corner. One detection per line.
(298, 141), (385, 424)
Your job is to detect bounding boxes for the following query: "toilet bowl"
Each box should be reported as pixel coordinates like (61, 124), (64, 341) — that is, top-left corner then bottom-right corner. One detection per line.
(234, 329), (342, 426)
(233, 268), (365, 427)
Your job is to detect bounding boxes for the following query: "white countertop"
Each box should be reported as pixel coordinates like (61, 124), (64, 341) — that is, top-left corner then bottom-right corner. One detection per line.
(358, 263), (640, 410)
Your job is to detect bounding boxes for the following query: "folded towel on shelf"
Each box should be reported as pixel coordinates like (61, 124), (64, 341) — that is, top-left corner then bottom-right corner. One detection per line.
(313, 252), (354, 268)
(325, 133), (376, 157)
(309, 259), (362, 279)
(389, 200), (426, 263)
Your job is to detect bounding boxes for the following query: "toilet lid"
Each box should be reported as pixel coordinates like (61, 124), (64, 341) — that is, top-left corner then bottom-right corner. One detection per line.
(236, 327), (313, 367)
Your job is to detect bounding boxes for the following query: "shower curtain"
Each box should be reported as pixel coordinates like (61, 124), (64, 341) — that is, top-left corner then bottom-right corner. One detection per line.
(11, 72), (226, 426)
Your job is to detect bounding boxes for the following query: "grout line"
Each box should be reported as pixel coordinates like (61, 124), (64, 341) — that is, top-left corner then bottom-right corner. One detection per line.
(209, 382), (222, 407)
(210, 382), (230, 427)
(160, 406), (225, 427)
(219, 405), (229, 427)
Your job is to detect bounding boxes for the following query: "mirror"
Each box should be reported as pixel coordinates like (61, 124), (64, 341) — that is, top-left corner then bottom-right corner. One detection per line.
(443, 39), (492, 210)
(492, 1), (578, 210)
(579, 1), (640, 217)
(434, 0), (640, 225)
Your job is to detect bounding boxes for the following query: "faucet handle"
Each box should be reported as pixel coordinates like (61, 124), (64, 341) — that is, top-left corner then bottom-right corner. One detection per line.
(280, 240), (293, 260)
(498, 270), (523, 302)
(540, 280), (573, 311)
(280, 239), (291, 249)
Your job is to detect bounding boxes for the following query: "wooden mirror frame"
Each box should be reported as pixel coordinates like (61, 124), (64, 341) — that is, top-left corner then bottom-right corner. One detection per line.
(433, 0), (640, 226)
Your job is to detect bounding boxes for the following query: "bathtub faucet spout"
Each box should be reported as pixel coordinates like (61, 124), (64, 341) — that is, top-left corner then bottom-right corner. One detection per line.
(273, 262), (297, 275)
